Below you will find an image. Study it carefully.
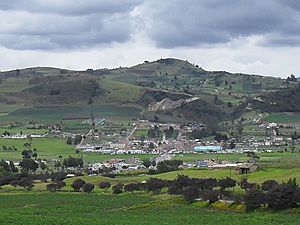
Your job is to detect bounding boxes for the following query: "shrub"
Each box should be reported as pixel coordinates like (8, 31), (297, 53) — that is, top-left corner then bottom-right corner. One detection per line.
(265, 184), (298, 210)
(98, 181), (111, 192)
(183, 185), (199, 203)
(202, 190), (219, 204)
(124, 183), (143, 193)
(261, 180), (278, 191)
(218, 177), (237, 190)
(112, 183), (124, 194)
(82, 183), (95, 193)
(244, 188), (265, 211)
(145, 178), (166, 194)
(71, 179), (86, 192)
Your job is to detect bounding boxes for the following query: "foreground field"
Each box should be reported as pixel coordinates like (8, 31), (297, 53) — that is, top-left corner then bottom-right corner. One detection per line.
(0, 192), (299, 225)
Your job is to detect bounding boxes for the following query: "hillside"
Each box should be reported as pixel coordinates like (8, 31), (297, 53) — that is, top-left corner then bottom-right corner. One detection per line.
(0, 58), (298, 126)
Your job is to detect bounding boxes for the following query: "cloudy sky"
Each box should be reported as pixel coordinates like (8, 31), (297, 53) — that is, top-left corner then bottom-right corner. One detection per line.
(0, 0), (300, 77)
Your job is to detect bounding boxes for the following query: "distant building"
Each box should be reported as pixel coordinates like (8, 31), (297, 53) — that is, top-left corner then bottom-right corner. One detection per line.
(194, 146), (222, 153)
(236, 164), (258, 174)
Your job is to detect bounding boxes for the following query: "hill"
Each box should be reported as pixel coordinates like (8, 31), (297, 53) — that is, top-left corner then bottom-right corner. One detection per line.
(0, 58), (299, 126)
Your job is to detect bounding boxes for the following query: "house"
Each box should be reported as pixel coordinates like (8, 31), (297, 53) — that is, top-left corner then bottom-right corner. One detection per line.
(236, 164), (258, 174)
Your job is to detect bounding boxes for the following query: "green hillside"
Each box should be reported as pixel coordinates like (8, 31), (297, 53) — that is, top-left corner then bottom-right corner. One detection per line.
(0, 58), (298, 126)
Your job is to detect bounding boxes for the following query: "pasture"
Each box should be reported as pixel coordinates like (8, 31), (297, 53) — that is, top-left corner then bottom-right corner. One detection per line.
(0, 105), (141, 124)
(0, 192), (299, 225)
(265, 112), (300, 123)
(0, 137), (74, 161)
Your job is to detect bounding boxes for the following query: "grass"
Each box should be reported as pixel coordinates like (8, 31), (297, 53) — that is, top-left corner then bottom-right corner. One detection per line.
(0, 192), (299, 225)
(265, 112), (300, 123)
(0, 128), (48, 135)
(0, 77), (32, 92)
(0, 137), (74, 161)
(0, 136), (156, 163)
(134, 128), (149, 137)
(0, 105), (141, 124)
(97, 77), (143, 104)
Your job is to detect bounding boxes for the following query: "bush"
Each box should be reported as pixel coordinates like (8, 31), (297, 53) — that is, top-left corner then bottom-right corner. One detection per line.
(71, 179), (86, 192)
(145, 178), (166, 194)
(112, 183), (124, 194)
(98, 181), (111, 192)
(218, 177), (237, 190)
(261, 180), (278, 191)
(124, 183), (143, 193)
(244, 188), (265, 211)
(82, 183), (95, 193)
(202, 190), (219, 204)
(183, 185), (199, 203)
(265, 184), (298, 210)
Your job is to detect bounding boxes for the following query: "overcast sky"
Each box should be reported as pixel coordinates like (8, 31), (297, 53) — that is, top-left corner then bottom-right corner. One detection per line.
(0, 0), (300, 77)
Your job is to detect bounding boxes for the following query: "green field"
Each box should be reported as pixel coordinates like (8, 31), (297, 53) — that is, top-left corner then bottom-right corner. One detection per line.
(265, 112), (300, 123)
(0, 192), (299, 225)
(0, 137), (157, 163)
(0, 105), (141, 124)
(0, 128), (48, 135)
(0, 137), (74, 161)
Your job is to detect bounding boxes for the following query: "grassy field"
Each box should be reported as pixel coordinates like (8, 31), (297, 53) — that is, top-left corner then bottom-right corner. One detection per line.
(0, 105), (141, 124)
(0, 137), (156, 162)
(0, 192), (299, 225)
(0, 127), (48, 135)
(133, 128), (149, 137)
(0, 137), (74, 161)
(265, 112), (300, 123)
(174, 152), (300, 163)
(56, 166), (300, 190)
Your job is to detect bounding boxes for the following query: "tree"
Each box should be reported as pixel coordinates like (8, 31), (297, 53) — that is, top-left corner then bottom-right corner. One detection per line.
(142, 158), (155, 168)
(149, 142), (155, 149)
(236, 123), (244, 136)
(124, 183), (143, 193)
(19, 158), (38, 173)
(46, 183), (58, 192)
(145, 178), (166, 194)
(218, 177), (237, 190)
(214, 133), (228, 142)
(156, 160), (183, 173)
(82, 183), (95, 193)
(98, 181), (111, 192)
(17, 177), (34, 190)
(39, 162), (47, 171)
(112, 183), (124, 194)
(21, 150), (33, 159)
(265, 184), (298, 209)
(183, 186), (199, 203)
(202, 190), (219, 204)
(2, 130), (10, 136)
(244, 188), (265, 211)
(74, 135), (82, 145)
(46, 181), (66, 192)
(66, 137), (72, 145)
(201, 178), (218, 191)
(0, 160), (10, 173)
(239, 178), (257, 190)
(63, 156), (83, 168)
(71, 179), (86, 192)
(261, 180), (278, 191)
(9, 161), (18, 173)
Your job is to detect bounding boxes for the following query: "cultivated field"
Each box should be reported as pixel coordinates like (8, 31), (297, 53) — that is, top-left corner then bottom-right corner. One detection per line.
(0, 193), (299, 225)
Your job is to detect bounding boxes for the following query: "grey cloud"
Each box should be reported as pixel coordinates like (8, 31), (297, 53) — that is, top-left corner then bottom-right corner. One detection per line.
(0, 0), (142, 15)
(0, 0), (143, 50)
(139, 0), (300, 48)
